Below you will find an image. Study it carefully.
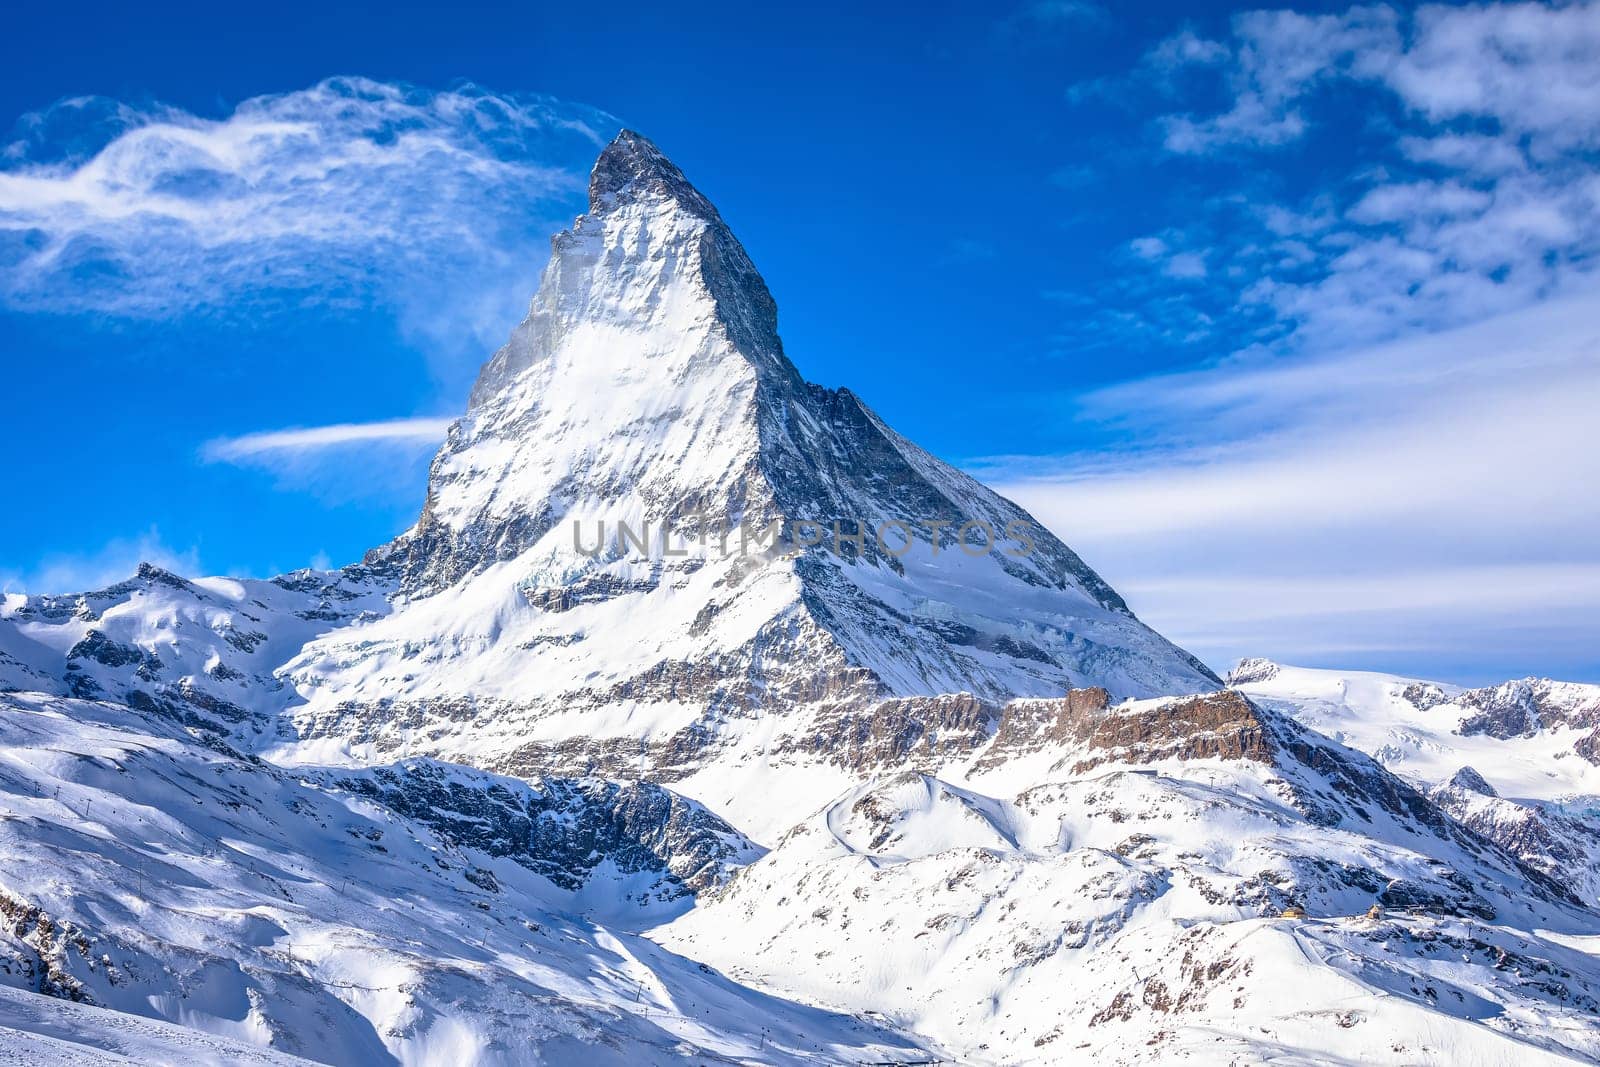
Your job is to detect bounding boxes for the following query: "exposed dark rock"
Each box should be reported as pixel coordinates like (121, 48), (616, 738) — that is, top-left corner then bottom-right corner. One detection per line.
(65, 631), (147, 670)
(1445, 766), (1497, 796)
(1067, 691), (1273, 774)
(1225, 658), (1280, 686)
(781, 693), (997, 770)
(1400, 682), (1451, 711)
(336, 762), (758, 898)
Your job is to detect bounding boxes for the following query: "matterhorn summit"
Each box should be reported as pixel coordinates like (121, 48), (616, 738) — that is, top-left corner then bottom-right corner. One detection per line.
(279, 130), (1219, 781)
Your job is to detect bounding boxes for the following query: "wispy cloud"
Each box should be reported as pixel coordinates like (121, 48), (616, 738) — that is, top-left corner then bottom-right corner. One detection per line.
(1067, 2), (1600, 358)
(1152, 7), (1400, 155)
(0, 77), (613, 369)
(202, 417), (455, 463)
(0, 527), (200, 595)
(199, 416), (454, 508)
(985, 290), (1600, 682)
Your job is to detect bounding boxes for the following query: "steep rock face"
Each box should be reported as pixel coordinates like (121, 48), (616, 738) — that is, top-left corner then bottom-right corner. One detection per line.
(278, 131), (1216, 782)
(1061, 690), (1273, 774)
(1454, 678), (1600, 758)
(776, 692), (999, 770)
(335, 760), (760, 898)
(1430, 768), (1600, 906)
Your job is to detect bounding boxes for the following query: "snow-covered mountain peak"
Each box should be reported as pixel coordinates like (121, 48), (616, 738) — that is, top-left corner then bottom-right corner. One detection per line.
(1445, 765), (1498, 797)
(1225, 656), (1281, 685)
(322, 130), (1218, 746)
(462, 128), (789, 416)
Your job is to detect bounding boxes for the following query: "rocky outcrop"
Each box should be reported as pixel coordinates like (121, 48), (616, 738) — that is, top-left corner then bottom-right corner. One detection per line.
(974, 688), (1270, 773)
(1224, 658), (1280, 686)
(778, 693), (996, 771)
(1430, 770), (1600, 905)
(1456, 678), (1600, 739)
(336, 761), (759, 898)
(1399, 681), (1452, 711)
(0, 891), (93, 1002)
(1067, 691), (1273, 773)
(978, 687), (1112, 768)
(1443, 765), (1497, 796)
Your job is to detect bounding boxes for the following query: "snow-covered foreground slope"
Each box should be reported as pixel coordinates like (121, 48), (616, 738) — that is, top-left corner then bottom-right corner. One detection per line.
(7, 679), (1599, 1064)
(662, 691), (1600, 1065)
(0, 981), (320, 1065)
(0, 691), (930, 1064)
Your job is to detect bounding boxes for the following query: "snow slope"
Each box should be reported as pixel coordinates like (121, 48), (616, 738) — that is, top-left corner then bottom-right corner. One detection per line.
(0, 982), (318, 1065)
(663, 690), (1600, 1065)
(1232, 659), (1600, 908)
(0, 690), (930, 1064)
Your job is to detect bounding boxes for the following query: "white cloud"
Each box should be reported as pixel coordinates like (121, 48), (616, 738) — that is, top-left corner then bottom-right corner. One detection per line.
(0, 528), (201, 595)
(1155, 6), (1399, 154)
(1146, 29), (1231, 69)
(1395, 133), (1526, 174)
(1129, 236), (1169, 259)
(1346, 181), (1493, 224)
(986, 292), (1600, 681)
(1163, 251), (1208, 279)
(199, 416), (454, 507)
(1150, 3), (1600, 157)
(1161, 93), (1308, 154)
(1127, 235), (1208, 279)
(202, 417), (455, 463)
(1384, 1), (1600, 152)
(0, 77), (612, 369)
(1118, 2), (1600, 354)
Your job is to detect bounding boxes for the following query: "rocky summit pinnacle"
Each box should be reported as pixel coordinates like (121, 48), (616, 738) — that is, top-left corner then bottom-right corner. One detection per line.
(588, 129), (720, 219)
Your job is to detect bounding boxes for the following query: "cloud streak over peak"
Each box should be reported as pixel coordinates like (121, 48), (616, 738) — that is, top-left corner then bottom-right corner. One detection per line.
(0, 77), (612, 361)
(202, 417), (456, 463)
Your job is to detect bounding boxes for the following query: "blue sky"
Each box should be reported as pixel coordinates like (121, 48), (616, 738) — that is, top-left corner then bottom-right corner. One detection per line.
(4, 0), (1598, 684)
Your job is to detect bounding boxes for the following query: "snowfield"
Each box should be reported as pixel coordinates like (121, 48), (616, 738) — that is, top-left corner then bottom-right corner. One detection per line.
(0, 692), (931, 1064)
(2, 132), (1597, 1064)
